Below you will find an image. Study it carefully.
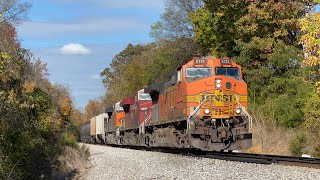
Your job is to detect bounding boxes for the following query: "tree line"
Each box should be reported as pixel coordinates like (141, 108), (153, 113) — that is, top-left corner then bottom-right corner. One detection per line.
(0, 1), (90, 179)
(100, 0), (320, 156)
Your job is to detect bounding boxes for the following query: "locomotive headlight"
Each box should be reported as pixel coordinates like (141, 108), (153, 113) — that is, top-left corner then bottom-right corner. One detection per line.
(235, 108), (241, 114)
(204, 109), (210, 114)
(216, 79), (222, 88)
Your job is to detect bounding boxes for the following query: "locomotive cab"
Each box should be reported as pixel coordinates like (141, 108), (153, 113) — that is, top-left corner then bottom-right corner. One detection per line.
(115, 102), (125, 128)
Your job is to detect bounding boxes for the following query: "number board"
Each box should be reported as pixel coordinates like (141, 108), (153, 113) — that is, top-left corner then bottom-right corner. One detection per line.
(194, 59), (206, 64)
(220, 59), (232, 64)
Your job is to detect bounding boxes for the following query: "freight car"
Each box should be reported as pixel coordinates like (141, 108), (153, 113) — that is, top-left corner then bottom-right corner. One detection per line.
(81, 57), (253, 151)
(89, 113), (108, 144)
(80, 123), (90, 143)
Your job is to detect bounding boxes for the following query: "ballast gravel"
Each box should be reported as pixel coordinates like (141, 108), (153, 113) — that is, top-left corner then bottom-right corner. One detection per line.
(82, 144), (320, 180)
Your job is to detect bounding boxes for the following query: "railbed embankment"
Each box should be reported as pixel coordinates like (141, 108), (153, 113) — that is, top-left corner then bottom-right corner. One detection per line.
(80, 144), (320, 180)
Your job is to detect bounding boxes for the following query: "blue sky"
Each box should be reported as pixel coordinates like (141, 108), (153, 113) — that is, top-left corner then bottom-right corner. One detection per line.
(17, 0), (165, 110)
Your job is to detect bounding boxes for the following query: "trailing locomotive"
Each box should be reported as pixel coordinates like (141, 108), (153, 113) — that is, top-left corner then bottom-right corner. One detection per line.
(80, 57), (252, 151)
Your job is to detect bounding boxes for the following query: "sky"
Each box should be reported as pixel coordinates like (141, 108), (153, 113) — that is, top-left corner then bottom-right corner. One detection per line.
(17, 0), (165, 110)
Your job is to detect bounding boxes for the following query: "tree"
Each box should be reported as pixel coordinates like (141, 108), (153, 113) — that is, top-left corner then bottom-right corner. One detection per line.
(100, 44), (149, 105)
(300, 13), (320, 67)
(58, 96), (73, 120)
(0, 20), (85, 178)
(0, 0), (31, 24)
(84, 99), (104, 122)
(299, 13), (320, 90)
(189, 0), (319, 89)
(70, 109), (84, 128)
(0, 21), (55, 178)
(150, 0), (203, 40)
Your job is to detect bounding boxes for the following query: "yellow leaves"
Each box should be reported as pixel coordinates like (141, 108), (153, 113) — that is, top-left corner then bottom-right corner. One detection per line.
(0, 52), (10, 74)
(216, 12), (224, 17)
(58, 96), (73, 118)
(299, 13), (320, 67)
(8, 89), (17, 104)
(316, 81), (320, 95)
(23, 82), (37, 93)
(0, 51), (10, 60)
(84, 99), (103, 121)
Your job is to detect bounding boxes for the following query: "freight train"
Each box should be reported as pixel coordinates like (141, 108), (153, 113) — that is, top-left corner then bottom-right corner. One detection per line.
(80, 57), (253, 151)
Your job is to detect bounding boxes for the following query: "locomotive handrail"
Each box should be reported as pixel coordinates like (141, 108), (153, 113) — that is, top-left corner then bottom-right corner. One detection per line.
(187, 97), (208, 131)
(234, 94), (252, 129)
(139, 110), (152, 134)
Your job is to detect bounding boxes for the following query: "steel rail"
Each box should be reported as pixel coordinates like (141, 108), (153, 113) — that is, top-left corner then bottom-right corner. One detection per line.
(177, 150), (320, 169)
(200, 151), (320, 169)
(98, 144), (320, 169)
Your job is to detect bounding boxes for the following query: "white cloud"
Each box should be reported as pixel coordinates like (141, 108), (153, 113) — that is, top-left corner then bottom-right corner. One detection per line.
(59, 43), (91, 55)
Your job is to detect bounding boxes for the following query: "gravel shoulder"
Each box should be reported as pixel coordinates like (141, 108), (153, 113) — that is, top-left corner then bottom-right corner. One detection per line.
(81, 144), (320, 180)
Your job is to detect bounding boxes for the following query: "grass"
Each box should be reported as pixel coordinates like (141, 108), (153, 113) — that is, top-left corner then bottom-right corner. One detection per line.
(53, 144), (90, 179)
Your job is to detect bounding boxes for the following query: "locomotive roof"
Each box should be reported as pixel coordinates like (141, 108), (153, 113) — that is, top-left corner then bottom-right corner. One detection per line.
(105, 106), (114, 113)
(120, 96), (135, 106)
(144, 83), (163, 93)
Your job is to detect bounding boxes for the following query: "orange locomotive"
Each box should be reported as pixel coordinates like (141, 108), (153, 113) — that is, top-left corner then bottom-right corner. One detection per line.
(105, 101), (125, 144)
(141, 56), (252, 150)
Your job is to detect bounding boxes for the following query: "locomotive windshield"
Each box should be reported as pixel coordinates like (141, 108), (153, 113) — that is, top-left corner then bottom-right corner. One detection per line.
(185, 67), (212, 79)
(115, 103), (124, 112)
(216, 67), (239, 77)
(139, 93), (151, 101)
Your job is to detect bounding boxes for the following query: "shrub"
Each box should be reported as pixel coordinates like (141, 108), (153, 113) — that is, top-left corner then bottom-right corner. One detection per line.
(313, 143), (320, 158)
(60, 132), (78, 148)
(289, 133), (307, 156)
(53, 145), (90, 179)
(303, 93), (320, 134)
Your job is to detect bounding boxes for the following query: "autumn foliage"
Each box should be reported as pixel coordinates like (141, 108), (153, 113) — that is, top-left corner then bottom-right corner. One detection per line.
(84, 99), (103, 122)
(0, 21), (84, 179)
(300, 13), (320, 67)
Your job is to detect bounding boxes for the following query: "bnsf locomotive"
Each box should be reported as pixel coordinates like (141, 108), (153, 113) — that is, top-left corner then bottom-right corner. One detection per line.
(80, 57), (252, 151)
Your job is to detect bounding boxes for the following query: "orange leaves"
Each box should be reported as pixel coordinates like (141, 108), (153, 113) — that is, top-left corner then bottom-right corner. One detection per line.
(23, 82), (37, 93)
(58, 96), (73, 119)
(84, 99), (103, 121)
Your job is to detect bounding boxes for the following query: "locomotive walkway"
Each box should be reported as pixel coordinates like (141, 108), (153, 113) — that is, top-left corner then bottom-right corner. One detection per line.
(81, 144), (320, 180)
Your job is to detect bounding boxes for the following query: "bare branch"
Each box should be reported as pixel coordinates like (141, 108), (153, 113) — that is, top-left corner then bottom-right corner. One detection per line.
(0, 0), (31, 24)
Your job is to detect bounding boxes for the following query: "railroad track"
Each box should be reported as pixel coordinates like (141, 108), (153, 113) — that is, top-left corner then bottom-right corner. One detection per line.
(104, 144), (320, 169)
(200, 151), (320, 169)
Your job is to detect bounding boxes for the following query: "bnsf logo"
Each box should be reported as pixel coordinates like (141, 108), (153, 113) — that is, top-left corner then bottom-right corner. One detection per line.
(200, 95), (233, 102)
